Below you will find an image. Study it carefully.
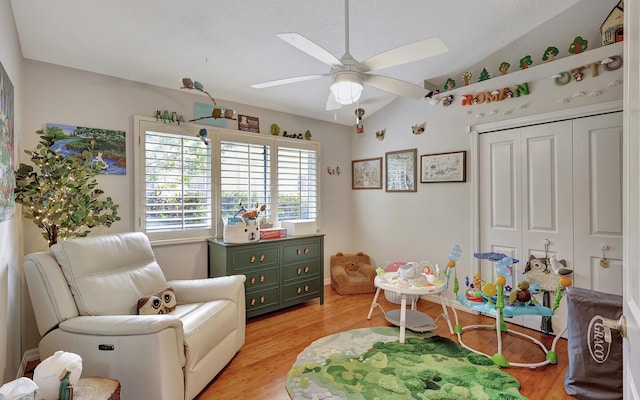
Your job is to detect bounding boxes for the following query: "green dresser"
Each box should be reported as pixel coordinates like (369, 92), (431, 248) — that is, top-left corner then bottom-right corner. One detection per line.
(208, 234), (324, 318)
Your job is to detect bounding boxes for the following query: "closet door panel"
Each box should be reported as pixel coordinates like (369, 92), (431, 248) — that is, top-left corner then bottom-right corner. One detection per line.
(573, 112), (623, 294)
(479, 129), (522, 283)
(519, 121), (573, 332)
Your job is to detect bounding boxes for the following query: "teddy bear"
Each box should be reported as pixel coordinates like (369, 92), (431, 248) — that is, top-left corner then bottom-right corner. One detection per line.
(330, 251), (377, 295)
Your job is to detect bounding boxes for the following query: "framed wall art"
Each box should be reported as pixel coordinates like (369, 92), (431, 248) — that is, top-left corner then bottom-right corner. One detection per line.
(352, 157), (382, 190)
(385, 149), (417, 192)
(420, 150), (466, 183)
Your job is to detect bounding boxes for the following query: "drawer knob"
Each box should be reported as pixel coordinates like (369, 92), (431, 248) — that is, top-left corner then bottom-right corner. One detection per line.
(296, 249), (301, 255)
(260, 275), (265, 282)
(304, 248), (310, 254)
(260, 254), (265, 262)
(304, 266), (309, 273)
(305, 285), (309, 292)
(260, 296), (265, 304)
(250, 255), (256, 263)
(297, 287), (302, 294)
(250, 277), (256, 285)
(297, 267), (302, 275)
(250, 298), (256, 306)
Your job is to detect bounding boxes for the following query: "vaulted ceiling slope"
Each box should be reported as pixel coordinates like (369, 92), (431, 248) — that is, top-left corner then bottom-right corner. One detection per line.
(10, 0), (617, 125)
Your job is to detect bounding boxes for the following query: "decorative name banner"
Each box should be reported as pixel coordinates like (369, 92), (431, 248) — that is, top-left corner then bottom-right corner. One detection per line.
(461, 83), (530, 106)
(553, 55), (622, 85)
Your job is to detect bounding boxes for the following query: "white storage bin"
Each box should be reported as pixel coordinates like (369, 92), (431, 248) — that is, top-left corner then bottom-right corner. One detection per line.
(280, 219), (317, 236)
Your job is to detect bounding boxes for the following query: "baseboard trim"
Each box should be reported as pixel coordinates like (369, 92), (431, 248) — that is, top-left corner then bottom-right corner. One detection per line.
(17, 348), (40, 380)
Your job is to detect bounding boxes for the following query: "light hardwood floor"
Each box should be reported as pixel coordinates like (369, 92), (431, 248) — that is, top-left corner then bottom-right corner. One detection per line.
(196, 285), (575, 400)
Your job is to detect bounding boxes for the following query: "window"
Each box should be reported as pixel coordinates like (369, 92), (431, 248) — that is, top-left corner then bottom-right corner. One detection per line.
(220, 140), (271, 221)
(135, 116), (320, 243)
(136, 119), (212, 242)
(277, 146), (317, 221)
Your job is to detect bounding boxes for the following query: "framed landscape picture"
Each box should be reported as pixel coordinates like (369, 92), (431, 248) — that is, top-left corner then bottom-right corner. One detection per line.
(352, 157), (382, 190)
(385, 149), (417, 192)
(420, 151), (466, 183)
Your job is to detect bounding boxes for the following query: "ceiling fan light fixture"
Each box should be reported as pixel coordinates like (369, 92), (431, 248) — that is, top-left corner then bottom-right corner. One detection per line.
(330, 71), (363, 105)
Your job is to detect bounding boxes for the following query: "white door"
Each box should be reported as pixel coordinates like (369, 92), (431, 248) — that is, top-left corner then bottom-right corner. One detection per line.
(623, 0), (640, 396)
(479, 121), (574, 332)
(573, 113), (623, 295)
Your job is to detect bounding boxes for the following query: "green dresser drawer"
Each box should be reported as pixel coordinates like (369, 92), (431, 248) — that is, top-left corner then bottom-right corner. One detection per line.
(282, 278), (322, 302)
(244, 267), (279, 292)
(282, 260), (320, 283)
(231, 246), (279, 271)
(282, 240), (320, 263)
(246, 287), (279, 313)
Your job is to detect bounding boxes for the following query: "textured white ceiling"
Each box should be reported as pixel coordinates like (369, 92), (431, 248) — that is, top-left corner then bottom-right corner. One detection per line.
(10, 0), (615, 125)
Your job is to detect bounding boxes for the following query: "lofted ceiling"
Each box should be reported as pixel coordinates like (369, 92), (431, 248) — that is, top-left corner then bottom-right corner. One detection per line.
(11, 0), (614, 126)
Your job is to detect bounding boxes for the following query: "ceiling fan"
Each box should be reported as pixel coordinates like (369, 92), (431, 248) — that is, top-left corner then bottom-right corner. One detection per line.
(251, 0), (448, 111)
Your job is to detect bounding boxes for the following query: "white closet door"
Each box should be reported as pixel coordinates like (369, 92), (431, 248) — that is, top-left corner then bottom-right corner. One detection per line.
(480, 120), (573, 333)
(478, 128), (522, 282)
(573, 112), (623, 294)
(519, 121), (574, 332)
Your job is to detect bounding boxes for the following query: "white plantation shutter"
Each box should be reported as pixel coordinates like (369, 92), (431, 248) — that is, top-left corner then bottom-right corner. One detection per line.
(277, 146), (317, 221)
(143, 131), (211, 233)
(220, 140), (271, 221)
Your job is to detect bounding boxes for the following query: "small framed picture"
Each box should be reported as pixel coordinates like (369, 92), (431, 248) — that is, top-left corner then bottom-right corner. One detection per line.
(420, 151), (466, 183)
(385, 149), (417, 192)
(238, 115), (260, 133)
(352, 157), (383, 190)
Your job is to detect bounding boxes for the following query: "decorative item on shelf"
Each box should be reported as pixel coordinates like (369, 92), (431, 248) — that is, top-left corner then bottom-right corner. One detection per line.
(305, 130), (312, 140)
(155, 110), (183, 124)
(327, 166), (340, 175)
(478, 67), (491, 82)
(442, 94), (454, 107)
(283, 131), (304, 139)
(411, 122), (425, 135)
(601, 0), (623, 46)
(519, 55), (532, 69)
(542, 46), (559, 62)
(462, 72), (472, 86)
(355, 108), (365, 134)
(270, 123), (280, 136)
(238, 114), (259, 133)
(14, 128), (120, 246)
(498, 61), (510, 75)
(568, 36), (588, 55)
(375, 129), (385, 141)
(443, 77), (456, 90)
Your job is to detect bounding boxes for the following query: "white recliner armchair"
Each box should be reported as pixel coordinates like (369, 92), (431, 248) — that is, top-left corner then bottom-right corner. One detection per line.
(24, 232), (246, 400)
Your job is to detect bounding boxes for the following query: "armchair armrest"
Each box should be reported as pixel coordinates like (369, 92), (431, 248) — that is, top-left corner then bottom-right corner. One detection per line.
(168, 275), (246, 305)
(59, 315), (183, 337)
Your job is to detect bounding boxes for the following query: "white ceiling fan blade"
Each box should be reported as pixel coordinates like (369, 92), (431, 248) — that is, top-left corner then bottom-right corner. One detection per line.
(325, 93), (342, 111)
(277, 33), (343, 67)
(361, 37), (448, 72)
(251, 74), (325, 89)
(364, 75), (428, 99)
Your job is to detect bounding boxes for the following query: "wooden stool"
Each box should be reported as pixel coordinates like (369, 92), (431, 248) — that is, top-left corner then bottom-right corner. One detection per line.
(73, 377), (121, 400)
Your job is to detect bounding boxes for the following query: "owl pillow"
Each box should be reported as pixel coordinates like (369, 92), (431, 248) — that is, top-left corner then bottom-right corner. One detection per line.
(137, 287), (177, 315)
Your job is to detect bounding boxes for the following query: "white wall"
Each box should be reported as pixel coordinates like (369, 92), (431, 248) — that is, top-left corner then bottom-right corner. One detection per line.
(351, 40), (624, 298)
(0, 0), (23, 383)
(19, 60), (354, 349)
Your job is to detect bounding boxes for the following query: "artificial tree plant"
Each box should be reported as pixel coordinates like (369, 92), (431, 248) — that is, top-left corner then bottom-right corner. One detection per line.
(14, 128), (120, 246)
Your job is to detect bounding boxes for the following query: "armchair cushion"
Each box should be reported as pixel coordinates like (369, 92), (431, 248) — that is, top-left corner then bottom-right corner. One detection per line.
(51, 232), (168, 316)
(138, 287), (177, 315)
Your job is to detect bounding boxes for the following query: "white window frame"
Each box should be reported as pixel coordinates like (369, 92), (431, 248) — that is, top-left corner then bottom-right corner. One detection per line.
(134, 116), (321, 244)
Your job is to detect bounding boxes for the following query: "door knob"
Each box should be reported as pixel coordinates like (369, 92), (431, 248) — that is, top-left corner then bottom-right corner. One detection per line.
(599, 314), (627, 341)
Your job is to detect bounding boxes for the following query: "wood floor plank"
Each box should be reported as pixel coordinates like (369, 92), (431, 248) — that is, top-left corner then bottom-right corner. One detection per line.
(196, 285), (575, 400)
